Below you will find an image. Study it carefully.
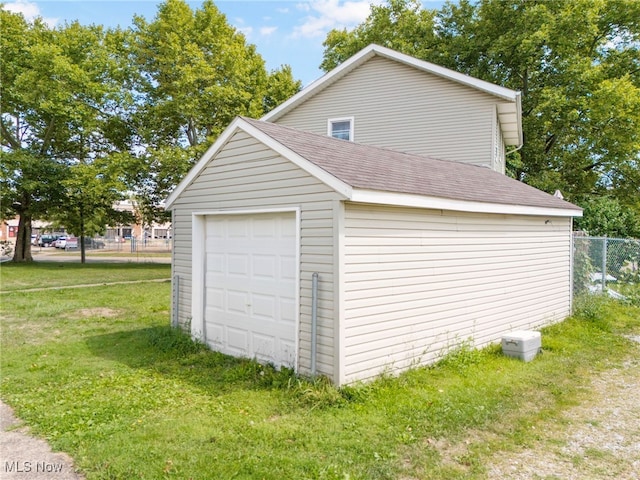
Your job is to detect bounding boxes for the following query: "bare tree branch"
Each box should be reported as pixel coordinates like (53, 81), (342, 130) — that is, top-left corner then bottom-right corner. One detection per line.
(0, 118), (21, 149)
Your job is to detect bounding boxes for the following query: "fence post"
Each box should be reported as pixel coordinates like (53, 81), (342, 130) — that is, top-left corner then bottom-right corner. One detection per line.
(602, 236), (607, 293)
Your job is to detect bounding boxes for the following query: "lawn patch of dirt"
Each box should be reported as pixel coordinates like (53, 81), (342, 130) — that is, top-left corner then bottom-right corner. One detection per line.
(70, 308), (122, 319)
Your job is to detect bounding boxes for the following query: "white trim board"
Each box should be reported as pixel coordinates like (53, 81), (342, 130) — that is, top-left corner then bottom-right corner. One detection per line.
(349, 189), (583, 218)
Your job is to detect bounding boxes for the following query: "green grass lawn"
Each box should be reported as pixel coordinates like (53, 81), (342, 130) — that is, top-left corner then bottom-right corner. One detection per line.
(0, 262), (170, 291)
(1, 264), (639, 479)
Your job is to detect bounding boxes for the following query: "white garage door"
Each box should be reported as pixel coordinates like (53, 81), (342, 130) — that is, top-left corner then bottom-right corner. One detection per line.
(204, 212), (297, 368)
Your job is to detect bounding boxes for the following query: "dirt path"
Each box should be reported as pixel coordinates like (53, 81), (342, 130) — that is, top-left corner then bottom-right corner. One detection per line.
(0, 402), (83, 479)
(486, 337), (640, 479)
(0, 277), (170, 295)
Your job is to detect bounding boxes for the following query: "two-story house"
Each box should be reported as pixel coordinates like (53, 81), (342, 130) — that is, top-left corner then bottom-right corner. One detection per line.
(165, 45), (581, 385)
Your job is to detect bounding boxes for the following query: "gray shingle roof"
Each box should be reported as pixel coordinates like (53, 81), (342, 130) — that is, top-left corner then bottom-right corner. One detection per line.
(243, 118), (581, 212)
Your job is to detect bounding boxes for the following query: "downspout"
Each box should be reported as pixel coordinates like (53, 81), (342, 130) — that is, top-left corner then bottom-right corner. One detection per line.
(311, 272), (319, 377)
(602, 236), (608, 293)
(505, 144), (523, 157)
(172, 275), (180, 328)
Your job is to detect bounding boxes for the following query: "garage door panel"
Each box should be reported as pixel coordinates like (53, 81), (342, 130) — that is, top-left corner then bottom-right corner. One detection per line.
(252, 293), (276, 319)
(206, 253), (224, 273)
(253, 254), (277, 279)
(281, 256), (296, 280)
(206, 287), (225, 311)
(228, 218), (248, 237)
(279, 340), (296, 366)
(252, 333), (276, 359)
(204, 212), (297, 368)
(228, 254), (249, 276)
(280, 298), (296, 323)
(207, 323), (224, 346)
(226, 290), (249, 315)
(226, 327), (249, 354)
(253, 217), (276, 238)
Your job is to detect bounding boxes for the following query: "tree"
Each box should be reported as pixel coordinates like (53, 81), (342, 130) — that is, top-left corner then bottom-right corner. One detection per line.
(321, 0), (438, 72)
(1, 9), (135, 262)
(1, 11), (72, 261)
(0, 150), (68, 261)
(263, 65), (303, 114)
(50, 158), (134, 263)
(574, 196), (640, 238)
(322, 0), (640, 225)
(130, 0), (302, 223)
(0, 10), (138, 262)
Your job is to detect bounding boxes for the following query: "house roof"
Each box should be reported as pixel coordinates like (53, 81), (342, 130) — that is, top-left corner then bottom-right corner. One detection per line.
(262, 44), (523, 146)
(166, 117), (581, 217)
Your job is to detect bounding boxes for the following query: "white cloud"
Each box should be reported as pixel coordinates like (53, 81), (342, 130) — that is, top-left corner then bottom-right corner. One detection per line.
(3, 0), (58, 26)
(3, 0), (39, 18)
(238, 26), (254, 37)
(293, 0), (381, 38)
(260, 26), (278, 36)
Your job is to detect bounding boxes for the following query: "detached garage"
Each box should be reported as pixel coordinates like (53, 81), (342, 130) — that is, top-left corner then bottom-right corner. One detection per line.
(166, 116), (582, 385)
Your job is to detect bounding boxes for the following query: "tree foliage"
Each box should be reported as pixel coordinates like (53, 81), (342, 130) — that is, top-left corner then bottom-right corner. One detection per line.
(0, 11), (133, 261)
(1, 0), (302, 259)
(574, 196), (640, 238)
(130, 0), (301, 223)
(322, 0), (640, 235)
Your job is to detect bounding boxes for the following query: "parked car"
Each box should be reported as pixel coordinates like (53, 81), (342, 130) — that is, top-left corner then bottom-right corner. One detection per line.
(54, 236), (67, 248)
(65, 237), (78, 249)
(84, 238), (105, 249)
(38, 234), (61, 247)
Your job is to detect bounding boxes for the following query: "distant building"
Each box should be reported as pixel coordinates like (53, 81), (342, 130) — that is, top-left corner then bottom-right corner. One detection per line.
(1, 200), (171, 245)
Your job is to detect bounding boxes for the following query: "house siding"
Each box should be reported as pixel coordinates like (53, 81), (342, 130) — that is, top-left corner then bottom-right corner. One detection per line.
(273, 56), (506, 168)
(342, 203), (573, 383)
(492, 108), (507, 174)
(171, 130), (342, 378)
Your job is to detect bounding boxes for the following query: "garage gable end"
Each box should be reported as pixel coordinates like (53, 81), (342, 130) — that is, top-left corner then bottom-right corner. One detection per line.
(170, 123), (345, 379)
(166, 117), (352, 208)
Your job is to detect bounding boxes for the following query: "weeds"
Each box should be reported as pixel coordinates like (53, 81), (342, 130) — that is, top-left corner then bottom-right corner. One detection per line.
(145, 325), (208, 356)
(573, 293), (610, 323)
(435, 340), (486, 371)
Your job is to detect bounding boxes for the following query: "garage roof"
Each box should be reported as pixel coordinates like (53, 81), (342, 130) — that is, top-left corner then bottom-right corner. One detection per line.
(166, 117), (581, 217)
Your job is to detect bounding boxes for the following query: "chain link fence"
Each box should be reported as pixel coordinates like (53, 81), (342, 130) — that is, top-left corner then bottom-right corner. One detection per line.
(100, 237), (172, 253)
(573, 233), (640, 304)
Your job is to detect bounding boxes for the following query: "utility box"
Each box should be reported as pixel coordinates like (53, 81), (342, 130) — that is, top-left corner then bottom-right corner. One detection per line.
(502, 330), (541, 362)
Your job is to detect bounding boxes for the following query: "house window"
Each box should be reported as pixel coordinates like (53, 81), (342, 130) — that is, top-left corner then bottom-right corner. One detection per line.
(328, 117), (354, 141)
(154, 228), (168, 239)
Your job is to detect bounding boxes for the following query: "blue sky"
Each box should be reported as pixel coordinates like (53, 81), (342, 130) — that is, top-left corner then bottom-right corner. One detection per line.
(4, 0), (445, 86)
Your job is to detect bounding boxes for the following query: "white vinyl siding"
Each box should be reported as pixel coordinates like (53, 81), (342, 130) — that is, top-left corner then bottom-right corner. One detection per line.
(342, 203), (572, 383)
(171, 130), (342, 378)
(274, 56), (507, 168)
